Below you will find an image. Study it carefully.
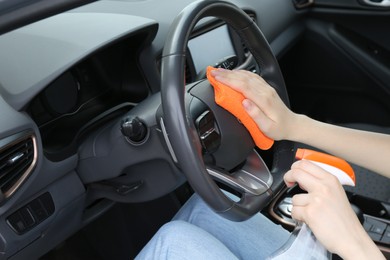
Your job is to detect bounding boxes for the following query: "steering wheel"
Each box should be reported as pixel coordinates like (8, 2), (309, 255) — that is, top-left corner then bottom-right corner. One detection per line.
(160, 0), (294, 221)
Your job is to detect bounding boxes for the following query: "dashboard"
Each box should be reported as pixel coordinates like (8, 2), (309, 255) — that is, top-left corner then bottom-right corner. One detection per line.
(0, 0), (303, 259)
(27, 34), (151, 161)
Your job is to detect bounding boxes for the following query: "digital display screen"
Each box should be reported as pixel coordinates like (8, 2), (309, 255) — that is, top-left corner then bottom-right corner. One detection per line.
(188, 25), (236, 74)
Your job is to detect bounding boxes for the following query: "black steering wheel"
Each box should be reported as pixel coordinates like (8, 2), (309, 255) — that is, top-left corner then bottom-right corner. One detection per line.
(160, 0), (294, 221)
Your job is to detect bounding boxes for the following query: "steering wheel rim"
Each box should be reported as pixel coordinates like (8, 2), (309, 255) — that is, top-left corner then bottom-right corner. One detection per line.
(161, 0), (293, 221)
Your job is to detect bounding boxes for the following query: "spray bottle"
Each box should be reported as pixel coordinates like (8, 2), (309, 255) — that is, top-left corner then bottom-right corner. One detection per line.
(267, 148), (356, 260)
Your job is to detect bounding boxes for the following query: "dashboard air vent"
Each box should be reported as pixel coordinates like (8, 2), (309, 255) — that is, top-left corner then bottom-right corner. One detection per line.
(0, 132), (37, 201)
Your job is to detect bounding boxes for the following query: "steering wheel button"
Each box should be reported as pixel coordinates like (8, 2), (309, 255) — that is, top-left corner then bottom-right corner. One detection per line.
(196, 110), (221, 152)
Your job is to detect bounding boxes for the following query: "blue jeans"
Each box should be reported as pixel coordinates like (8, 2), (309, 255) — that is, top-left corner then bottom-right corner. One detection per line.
(136, 194), (290, 259)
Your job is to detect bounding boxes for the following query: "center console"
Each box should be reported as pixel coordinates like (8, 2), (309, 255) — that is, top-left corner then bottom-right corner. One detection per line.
(268, 185), (390, 258)
(350, 194), (390, 256)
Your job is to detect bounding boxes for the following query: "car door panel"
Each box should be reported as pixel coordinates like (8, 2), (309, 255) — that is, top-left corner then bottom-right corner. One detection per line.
(280, 1), (390, 126)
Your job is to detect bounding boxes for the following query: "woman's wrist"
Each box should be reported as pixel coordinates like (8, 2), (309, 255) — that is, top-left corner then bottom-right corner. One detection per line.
(284, 113), (311, 142)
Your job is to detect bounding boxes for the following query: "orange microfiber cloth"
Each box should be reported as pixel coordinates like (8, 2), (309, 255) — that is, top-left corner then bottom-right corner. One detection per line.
(206, 66), (274, 150)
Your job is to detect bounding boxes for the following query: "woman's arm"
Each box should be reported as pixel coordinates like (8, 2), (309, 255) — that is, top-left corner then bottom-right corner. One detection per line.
(290, 115), (390, 178)
(210, 69), (390, 178)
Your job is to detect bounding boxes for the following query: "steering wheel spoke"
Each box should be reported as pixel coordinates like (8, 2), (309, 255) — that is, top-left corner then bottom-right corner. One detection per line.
(207, 150), (272, 196)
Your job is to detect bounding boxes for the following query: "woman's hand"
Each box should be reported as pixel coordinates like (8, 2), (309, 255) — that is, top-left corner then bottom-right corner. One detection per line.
(210, 69), (298, 141)
(284, 160), (385, 259)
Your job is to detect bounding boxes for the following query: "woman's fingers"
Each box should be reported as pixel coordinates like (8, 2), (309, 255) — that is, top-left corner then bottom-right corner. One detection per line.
(284, 167), (321, 193)
(285, 160), (340, 191)
(290, 193), (310, 222)
(210, 68), (268, 98)
(242, 99), (274, 133)
(291, 160), (330, 180)
(292, 193), (310, 207)
(209, 68), (297, 141)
